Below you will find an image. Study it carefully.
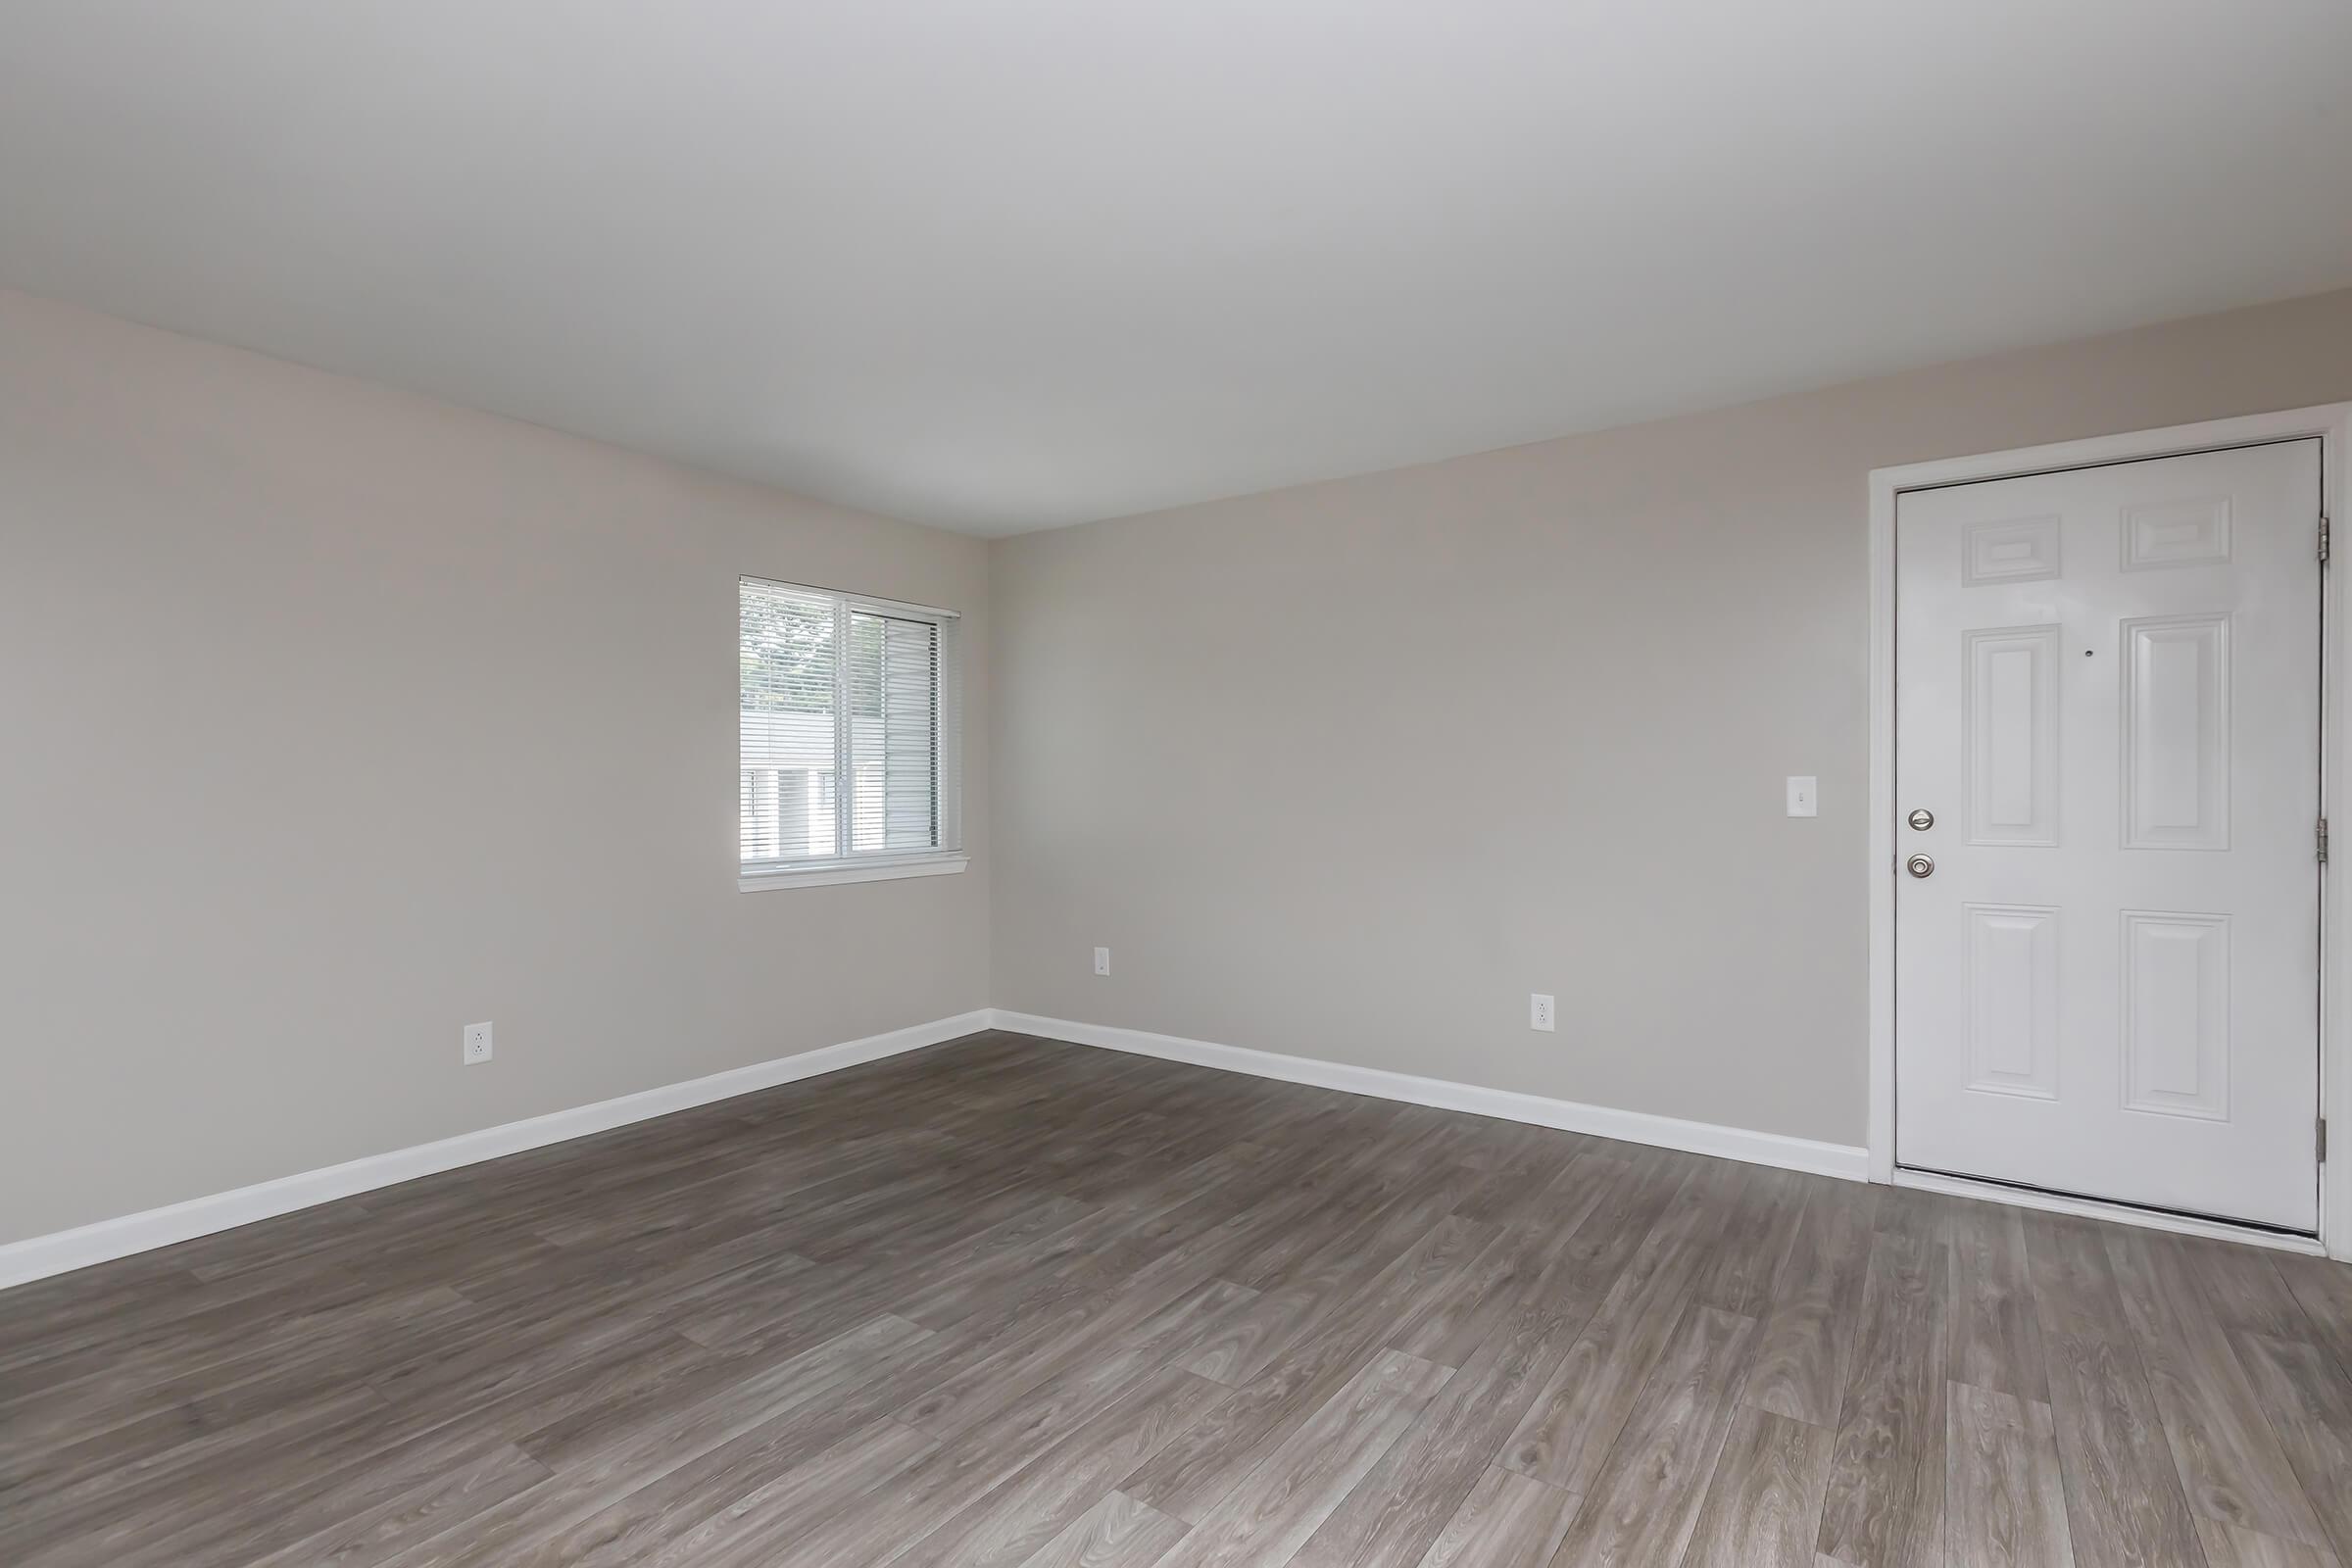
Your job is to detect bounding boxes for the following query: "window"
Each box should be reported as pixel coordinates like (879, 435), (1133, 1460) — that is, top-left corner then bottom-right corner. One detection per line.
(738, 576), (963, 889)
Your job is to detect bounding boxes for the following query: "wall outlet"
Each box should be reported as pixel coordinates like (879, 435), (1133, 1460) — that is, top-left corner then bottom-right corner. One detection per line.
(463, 1021), (493, 1065)
(1093, 947), (1111, 977)
(1787, 775), (1818, 817)
(1530, 993), (1555, 1032)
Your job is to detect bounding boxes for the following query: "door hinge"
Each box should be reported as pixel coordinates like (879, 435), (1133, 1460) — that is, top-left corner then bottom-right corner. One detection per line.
(2321, 1116), (2329, 1164)
(2323, 514), (2332, 563)
(2321, 818), (2330, 862)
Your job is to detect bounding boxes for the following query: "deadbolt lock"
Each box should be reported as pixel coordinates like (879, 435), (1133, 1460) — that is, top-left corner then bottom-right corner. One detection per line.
(1906, 855), (1935, 879)
(1907, 808), (1935, 831)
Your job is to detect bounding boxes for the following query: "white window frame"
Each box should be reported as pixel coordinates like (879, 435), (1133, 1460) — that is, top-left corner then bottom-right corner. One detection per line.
(738, 577), (965, 893)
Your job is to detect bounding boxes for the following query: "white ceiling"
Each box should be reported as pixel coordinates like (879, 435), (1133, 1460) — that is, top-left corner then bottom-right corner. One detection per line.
(3, 2), (2349, 535)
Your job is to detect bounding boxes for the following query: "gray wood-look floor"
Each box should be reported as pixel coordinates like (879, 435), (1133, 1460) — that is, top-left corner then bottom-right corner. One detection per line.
(6, 1030), (2351, 1568)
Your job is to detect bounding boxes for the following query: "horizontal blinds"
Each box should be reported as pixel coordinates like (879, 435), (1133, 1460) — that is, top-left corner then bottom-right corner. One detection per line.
(740, 576), (956, 868)
(740, 579), (839, 863)
(849, 611), (942, 854)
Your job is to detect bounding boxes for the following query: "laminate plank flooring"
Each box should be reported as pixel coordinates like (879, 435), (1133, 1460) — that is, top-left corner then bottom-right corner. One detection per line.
(1683, 1406), (1836, 1568)
(4, 1029), (2349, 1567)
(1416, 1465), (1582, 1568)
(1943, 1383), (2073, 1568)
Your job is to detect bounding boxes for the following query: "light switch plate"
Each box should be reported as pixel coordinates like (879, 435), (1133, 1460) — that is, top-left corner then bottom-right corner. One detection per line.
(1786, 776), (1818, 817)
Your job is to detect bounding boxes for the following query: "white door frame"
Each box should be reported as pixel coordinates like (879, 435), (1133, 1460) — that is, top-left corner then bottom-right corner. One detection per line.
(1868, 401), (2352, 1260)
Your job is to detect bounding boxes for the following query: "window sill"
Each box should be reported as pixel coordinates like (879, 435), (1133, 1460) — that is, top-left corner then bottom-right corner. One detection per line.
(738, 853), (969, 893)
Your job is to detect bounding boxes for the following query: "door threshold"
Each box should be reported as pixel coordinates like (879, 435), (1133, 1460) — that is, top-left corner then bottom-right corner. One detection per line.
(1892, 1166), (2325, 1254)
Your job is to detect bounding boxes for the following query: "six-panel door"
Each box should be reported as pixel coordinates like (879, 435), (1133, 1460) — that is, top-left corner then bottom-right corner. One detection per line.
(1894, 439), (2323, 1231)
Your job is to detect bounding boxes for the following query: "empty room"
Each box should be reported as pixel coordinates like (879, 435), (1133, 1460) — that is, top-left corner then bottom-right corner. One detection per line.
(7, 3), (2352, 1565)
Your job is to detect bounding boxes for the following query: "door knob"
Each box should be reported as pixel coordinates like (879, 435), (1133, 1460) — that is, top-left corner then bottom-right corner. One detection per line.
(1906, 855), (1935, 878)
(1907, 808), (1935, 831)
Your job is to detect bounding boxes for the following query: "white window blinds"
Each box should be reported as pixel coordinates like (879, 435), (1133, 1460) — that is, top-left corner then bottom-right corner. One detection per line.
(739, 576), (959, 877)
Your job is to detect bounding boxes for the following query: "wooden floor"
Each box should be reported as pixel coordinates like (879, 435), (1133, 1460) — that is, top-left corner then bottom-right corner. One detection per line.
(6, 1032), (2351, 1567)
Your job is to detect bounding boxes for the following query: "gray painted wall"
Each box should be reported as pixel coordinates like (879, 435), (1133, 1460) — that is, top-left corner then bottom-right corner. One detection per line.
(11, 281), (2352, 1247)
(0, 289), (992, 1244)
(988, 287), (2352, 1149)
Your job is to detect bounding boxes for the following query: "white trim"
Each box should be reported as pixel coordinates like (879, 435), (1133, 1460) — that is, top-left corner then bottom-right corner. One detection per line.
(840, 590), (959, 623)
(1868, 401), (2352, 1260)
(1892, 1168), (2327, 1256)
(0, 1009), (992, 1292)
(986, 1010), (1869, 1182)
(740, 574), (960, 623)
(738, 852), (968, 892)
(1868, 439), (1898, 1187)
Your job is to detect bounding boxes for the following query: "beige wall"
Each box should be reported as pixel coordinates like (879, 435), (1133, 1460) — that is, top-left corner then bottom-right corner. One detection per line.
(10, 281), (2352, 1247)
(989, 287), (2352, 1150)
(0, 289), (991, 1244)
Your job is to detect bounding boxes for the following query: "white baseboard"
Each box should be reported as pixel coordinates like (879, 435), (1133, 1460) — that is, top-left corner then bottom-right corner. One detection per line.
(987, 1010), (1870, 1183)
(0, 1009), (993, 1292)
(0, 1004), (1875, 1294)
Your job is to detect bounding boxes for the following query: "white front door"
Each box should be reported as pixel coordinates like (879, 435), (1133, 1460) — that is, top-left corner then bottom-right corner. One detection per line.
(1894, 438), (2324, 1232)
